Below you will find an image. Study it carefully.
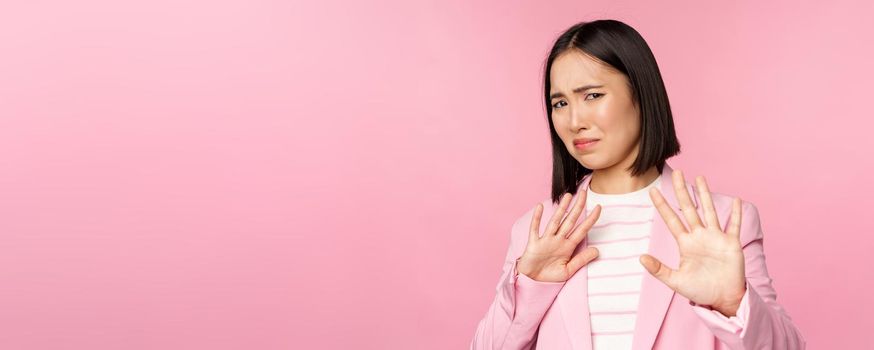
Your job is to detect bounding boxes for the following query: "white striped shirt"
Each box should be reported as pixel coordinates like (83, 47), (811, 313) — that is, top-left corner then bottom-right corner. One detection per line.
(584, 176), (660, 350)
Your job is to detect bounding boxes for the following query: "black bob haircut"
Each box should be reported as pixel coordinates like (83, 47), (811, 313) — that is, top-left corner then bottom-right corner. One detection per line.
(542, 19), (681, 204)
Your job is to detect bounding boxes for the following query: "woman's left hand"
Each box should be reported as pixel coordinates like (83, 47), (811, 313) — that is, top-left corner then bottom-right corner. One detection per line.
(639, 169), (747, 317)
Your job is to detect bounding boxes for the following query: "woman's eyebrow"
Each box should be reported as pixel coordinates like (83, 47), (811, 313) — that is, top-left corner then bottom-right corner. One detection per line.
(550, 84), (605, 99)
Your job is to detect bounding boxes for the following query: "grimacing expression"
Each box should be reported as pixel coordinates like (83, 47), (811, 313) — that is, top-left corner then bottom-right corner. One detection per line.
(549, 50), (642, 172)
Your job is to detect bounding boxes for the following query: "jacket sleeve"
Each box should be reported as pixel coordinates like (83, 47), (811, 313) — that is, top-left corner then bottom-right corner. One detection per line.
(690, 201), (807, 349)
(470, 215), (566, 350)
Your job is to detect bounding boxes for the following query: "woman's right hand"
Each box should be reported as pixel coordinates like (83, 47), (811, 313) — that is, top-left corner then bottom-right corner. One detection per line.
(516, 191), (602, 282)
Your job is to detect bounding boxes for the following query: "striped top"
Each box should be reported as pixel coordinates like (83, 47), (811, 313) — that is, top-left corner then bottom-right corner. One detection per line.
(584, 175), (660, 350)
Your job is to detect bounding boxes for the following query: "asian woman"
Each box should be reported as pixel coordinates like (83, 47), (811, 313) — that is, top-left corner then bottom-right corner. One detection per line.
(470, 19), (805, 350)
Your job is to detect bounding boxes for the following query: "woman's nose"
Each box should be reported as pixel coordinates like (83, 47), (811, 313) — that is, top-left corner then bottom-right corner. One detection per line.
(569, 105), (591, 130)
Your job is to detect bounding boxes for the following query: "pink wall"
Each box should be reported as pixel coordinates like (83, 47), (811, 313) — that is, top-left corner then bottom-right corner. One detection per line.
(0, 0), (871, 348)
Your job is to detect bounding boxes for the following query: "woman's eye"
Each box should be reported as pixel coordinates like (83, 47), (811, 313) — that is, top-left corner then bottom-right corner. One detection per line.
(553, 94), (602, 109)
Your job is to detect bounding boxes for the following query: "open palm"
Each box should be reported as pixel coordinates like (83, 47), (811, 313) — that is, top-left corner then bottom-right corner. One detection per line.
(640, 170), (747, 317)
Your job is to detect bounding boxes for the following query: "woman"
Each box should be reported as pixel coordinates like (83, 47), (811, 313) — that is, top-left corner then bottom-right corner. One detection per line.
(470, 20), (805, 349)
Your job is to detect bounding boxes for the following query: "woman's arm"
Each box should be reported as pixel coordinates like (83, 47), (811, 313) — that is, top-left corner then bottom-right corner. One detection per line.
(469, 217), (566, 350)
(691, 201), (807, 349)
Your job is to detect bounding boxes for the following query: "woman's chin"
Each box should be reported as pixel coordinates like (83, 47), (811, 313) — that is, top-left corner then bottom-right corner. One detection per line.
(576, 157), (615, 172)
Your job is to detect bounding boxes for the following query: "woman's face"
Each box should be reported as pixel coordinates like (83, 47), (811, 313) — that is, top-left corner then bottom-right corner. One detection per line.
(549, 50), (641, 172)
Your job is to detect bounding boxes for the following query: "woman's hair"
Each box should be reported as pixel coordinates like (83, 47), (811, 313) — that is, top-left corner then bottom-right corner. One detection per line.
(543, 19), (681, 204)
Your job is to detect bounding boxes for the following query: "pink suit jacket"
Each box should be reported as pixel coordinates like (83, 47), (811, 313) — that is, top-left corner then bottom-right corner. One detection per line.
(470, 163), (806, 349)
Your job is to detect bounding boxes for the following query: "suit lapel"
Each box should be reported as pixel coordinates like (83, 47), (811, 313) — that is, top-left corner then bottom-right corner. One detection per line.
(631, 164), (698, 350)
(559, 163), (698, 350)
(558, 173), (594, 350)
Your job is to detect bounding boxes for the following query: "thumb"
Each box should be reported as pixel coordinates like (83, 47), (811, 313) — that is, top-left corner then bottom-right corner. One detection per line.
(566, 247), (599, 274)
(639, 254), (676, 290)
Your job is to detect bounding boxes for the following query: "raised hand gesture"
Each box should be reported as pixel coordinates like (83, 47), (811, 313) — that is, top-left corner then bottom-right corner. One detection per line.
(516, 192), (602, 283)
(640, 169), (747, 317)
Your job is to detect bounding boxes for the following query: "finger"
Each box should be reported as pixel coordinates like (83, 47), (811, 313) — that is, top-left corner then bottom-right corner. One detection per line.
(695, 176), (721, 229)
(649, 187), (688, 239)
(639, 254), (677, 291)
(568, 204), (601, 242)
(566, 246), (599, 273)
(543, 193), (572, 236)
(558, 191), (587, 237)
(727, 197), (742, 239)
(673, 170), (704, 230)
(528, 203), (544, 242)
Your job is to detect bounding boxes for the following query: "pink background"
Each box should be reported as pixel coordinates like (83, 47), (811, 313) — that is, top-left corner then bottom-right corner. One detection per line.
(1, 0), (871, 348)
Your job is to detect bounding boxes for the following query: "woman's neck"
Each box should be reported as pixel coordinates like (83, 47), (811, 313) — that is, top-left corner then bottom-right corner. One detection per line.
(589, 166), (660, 195)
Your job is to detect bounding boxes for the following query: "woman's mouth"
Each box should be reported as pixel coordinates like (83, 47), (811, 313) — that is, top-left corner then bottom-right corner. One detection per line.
(573, 139), (599, 150)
